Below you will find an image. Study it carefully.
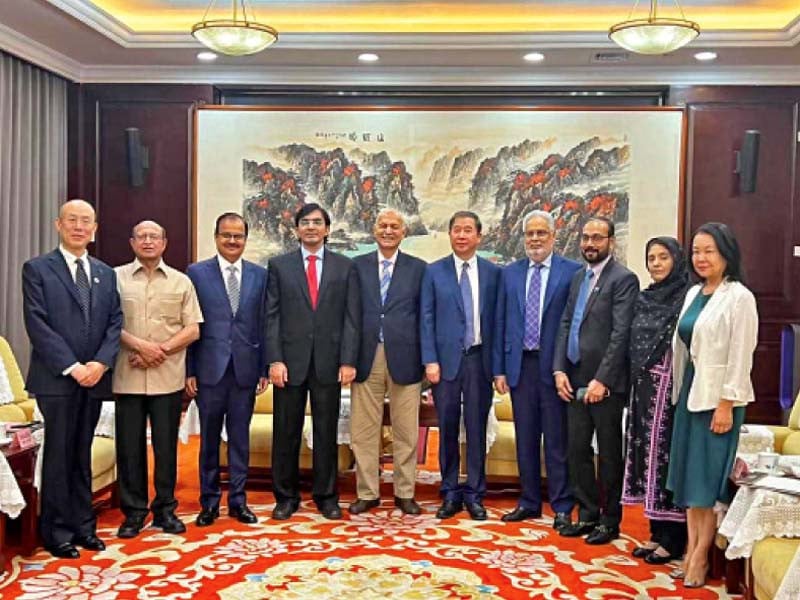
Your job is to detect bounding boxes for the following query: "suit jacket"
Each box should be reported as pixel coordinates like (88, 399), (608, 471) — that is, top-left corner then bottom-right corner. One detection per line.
(420, 254), (501, 382)
(553, 257), (639, 394)
(22, 249), (122, 398)
(186, 257), (268, 388)
(266, 247), (361, 386)
(353, 250), (426, 385)
(672, 280), (758, 411)
(494, 254), (582, 388)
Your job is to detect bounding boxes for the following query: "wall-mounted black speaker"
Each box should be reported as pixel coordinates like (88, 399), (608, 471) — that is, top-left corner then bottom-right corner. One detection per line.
(735, 129), (760, 194)
(125, 127), (149, 188)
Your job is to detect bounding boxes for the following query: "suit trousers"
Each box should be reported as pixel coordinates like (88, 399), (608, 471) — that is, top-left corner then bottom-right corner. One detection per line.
(510, 351), (573, 514)
(272, 356), (341, 507)
(37, 390), (102, 547)
(351, 344), (421, 500)
(567, 392), (625, 526)
(432, 350), (493, 504)
(197, 362), (255, 510)
(115, 391), (182, 520)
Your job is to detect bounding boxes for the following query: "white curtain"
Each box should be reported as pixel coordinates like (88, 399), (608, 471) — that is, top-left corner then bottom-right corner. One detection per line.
(0, 51), (66, 375)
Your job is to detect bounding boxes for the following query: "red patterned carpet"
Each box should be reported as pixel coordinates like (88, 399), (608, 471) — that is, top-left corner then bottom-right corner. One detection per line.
(0, 434), (729, 599)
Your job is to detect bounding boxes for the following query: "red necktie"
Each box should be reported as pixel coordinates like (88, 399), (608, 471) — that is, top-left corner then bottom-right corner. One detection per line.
(307, 255), (318, 310)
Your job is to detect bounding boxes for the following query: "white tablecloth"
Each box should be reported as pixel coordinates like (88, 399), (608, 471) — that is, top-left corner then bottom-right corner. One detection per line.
(719, 485), (800, 559)
(0, 449), (26, 518)
(737, 424), (775, 454)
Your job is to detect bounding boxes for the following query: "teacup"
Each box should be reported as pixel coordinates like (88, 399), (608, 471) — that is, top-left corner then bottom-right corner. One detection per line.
(756, 451), (780, 472)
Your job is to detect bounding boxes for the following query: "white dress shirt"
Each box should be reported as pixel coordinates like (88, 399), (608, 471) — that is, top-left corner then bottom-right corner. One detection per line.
(452, 253), (481, 346)
(377, 250), (398, 280)
(301, 246), (324, 286)
(217, 255), (243, 295)
(59, 244), (91, 286)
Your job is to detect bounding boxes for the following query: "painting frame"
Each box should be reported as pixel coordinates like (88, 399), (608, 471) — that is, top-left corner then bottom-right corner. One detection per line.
(193, 105), (686, 282)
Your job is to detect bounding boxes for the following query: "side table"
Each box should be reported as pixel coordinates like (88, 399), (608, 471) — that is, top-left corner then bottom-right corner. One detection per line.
(1, 443), (41, 570)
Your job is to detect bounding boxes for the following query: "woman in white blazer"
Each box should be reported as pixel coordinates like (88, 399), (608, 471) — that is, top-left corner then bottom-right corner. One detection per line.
(666, 223), (758, 588)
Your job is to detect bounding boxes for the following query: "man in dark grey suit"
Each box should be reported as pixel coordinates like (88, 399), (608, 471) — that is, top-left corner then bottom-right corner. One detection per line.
(267, 203), (361, 521)
(553, 217), (639, 544)
(23, 199), (122, 559)
(349, 209), (426, 516)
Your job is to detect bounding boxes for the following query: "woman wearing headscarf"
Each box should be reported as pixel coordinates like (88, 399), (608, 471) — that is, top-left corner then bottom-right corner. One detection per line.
(623, 237), (690, 565)
(667, 222), (758, 589)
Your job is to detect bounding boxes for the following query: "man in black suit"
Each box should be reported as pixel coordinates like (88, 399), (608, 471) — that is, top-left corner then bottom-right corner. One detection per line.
(267, 203), (361, 520)
(553, 217), (639, 544)
(349, 209), (426, 515)
(22, 199), (122, 559)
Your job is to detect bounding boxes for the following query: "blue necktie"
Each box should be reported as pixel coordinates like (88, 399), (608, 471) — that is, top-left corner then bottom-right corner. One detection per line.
(75, 258), (91, 324)
(567, 269), (594, 364)
(460, 262), (475, 350)
(379, 259), (391, 342)
(523, 263), (543, 350)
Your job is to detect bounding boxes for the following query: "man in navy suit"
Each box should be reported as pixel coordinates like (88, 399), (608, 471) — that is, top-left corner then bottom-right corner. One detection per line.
(421, 211), (501, 520)
(494, 210), (582, 529)
(267, 203), (361, 521)
(349, 209), (426, 516)
(23, 199), (122, 559)
(186, 212), (268, 527)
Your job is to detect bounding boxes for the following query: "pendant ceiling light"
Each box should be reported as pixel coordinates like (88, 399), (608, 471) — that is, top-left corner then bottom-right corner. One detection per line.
(192, 0), (278, 56)
(609, 0), (699, 55)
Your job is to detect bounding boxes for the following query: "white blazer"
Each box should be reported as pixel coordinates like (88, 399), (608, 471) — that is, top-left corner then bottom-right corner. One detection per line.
(672, 279), (758, 412)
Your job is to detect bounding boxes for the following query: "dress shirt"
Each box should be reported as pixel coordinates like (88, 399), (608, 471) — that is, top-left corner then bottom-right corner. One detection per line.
(377, 250), (398, 280)
(452, 253), (481, 346)
(216, 254), (243, 296)
(525, 253), (552, 329)
(588, 254), (612, 281)
(113, 259), (204, 395)
(301, 245), (325, 286)
(59, 244), (91, 286)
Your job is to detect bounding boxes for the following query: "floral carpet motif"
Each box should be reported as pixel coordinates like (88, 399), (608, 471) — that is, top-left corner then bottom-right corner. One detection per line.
(0, 499), (726, 600)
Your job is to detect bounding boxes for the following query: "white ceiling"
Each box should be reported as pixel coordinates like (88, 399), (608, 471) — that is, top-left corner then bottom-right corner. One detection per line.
(0, 0), (799, 85)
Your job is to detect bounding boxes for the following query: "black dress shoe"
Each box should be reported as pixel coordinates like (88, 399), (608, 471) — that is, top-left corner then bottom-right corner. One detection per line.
(465, 502), (487, 521)
(559, 520), (598, 537)
(553, 512), (572, 531)
(47, 542), (80, 559)
(585, 524), (620, 545)
(633, 545), (656, 558)
(348, 498), (380, 515)
(435, 500), (463, 519)
(394, 497), (422, 515)
(73, 535), (105, 551)
(229, 505), (258, 524)
(195, 506), (220, 527)
(153, 513), (187, 534)
(117, 517), (145, 539)
(320, 503), (342, 520)
(272, 501), (300, 520)
(502, 506), (541, 522)
(644, 551), (675, 565)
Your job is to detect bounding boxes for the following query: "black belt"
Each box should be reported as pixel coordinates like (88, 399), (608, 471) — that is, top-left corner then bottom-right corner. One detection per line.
(523, 349), (540, 355)
(463, 344), (482, 356)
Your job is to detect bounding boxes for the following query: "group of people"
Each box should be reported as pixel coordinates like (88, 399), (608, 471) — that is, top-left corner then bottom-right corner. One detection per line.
(21, 198), (758, 592)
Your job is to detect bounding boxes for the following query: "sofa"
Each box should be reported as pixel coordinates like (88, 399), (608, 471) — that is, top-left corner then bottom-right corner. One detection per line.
(0, 336), (117, 500)
(219, 384), (354, 476)
(748, 395), (800, 600)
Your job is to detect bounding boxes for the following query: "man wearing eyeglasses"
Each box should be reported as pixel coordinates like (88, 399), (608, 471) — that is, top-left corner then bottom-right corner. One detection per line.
(113, 221), (203, 538)
(186, 212), (268, 527)
(266, 203), (360, 521)
(553, 217), (639, 545)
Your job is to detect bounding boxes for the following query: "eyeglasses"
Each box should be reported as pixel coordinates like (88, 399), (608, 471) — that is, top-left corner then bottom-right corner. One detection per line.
(217, 233), (246, 242)
(580, 234), (610, 244)
(298, 218), (325, 227)
(133, 233), (164, 242)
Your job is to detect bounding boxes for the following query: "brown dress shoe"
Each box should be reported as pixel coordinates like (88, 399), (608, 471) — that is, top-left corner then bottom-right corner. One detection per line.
(348, 498), (380, 514)
(394, 497), (422, 515)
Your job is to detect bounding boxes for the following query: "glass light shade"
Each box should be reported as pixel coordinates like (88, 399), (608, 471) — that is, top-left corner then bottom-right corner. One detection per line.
(192, 20), (278, 56)
(609, 18), (699, 55)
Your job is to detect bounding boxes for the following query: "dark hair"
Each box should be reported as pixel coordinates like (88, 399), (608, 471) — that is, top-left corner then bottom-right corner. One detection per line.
(294, 203), (331, 228)
(583, 216), (615, 238)
(448, 210), (482, 233)
(691, 222), (746, 284)
(214, 212), (248, 237)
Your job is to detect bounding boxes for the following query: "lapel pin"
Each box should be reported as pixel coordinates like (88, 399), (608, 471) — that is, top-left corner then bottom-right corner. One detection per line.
(93, 277), (100, 284)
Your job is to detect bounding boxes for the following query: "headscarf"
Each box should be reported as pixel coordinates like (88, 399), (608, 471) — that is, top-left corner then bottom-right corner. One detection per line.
(629, 236), (691, 376)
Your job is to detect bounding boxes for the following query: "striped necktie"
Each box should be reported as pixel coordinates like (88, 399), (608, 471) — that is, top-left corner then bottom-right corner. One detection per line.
(379, 259), (392, 342)
(460, 262), (475, 349)
(226, 265), (240, 314)
(75, 258), (91, 324)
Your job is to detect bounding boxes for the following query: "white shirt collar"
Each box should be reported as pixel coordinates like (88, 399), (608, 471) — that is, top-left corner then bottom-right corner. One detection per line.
(453, 253), (478, 271)
(529, 253), (553, 269)
(217, 254), (243, 273)
(378, 250), (399, 266)
(301, 245), (325, 261)
(588, 255), (612, 278)
(59, 244), (88, 265)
